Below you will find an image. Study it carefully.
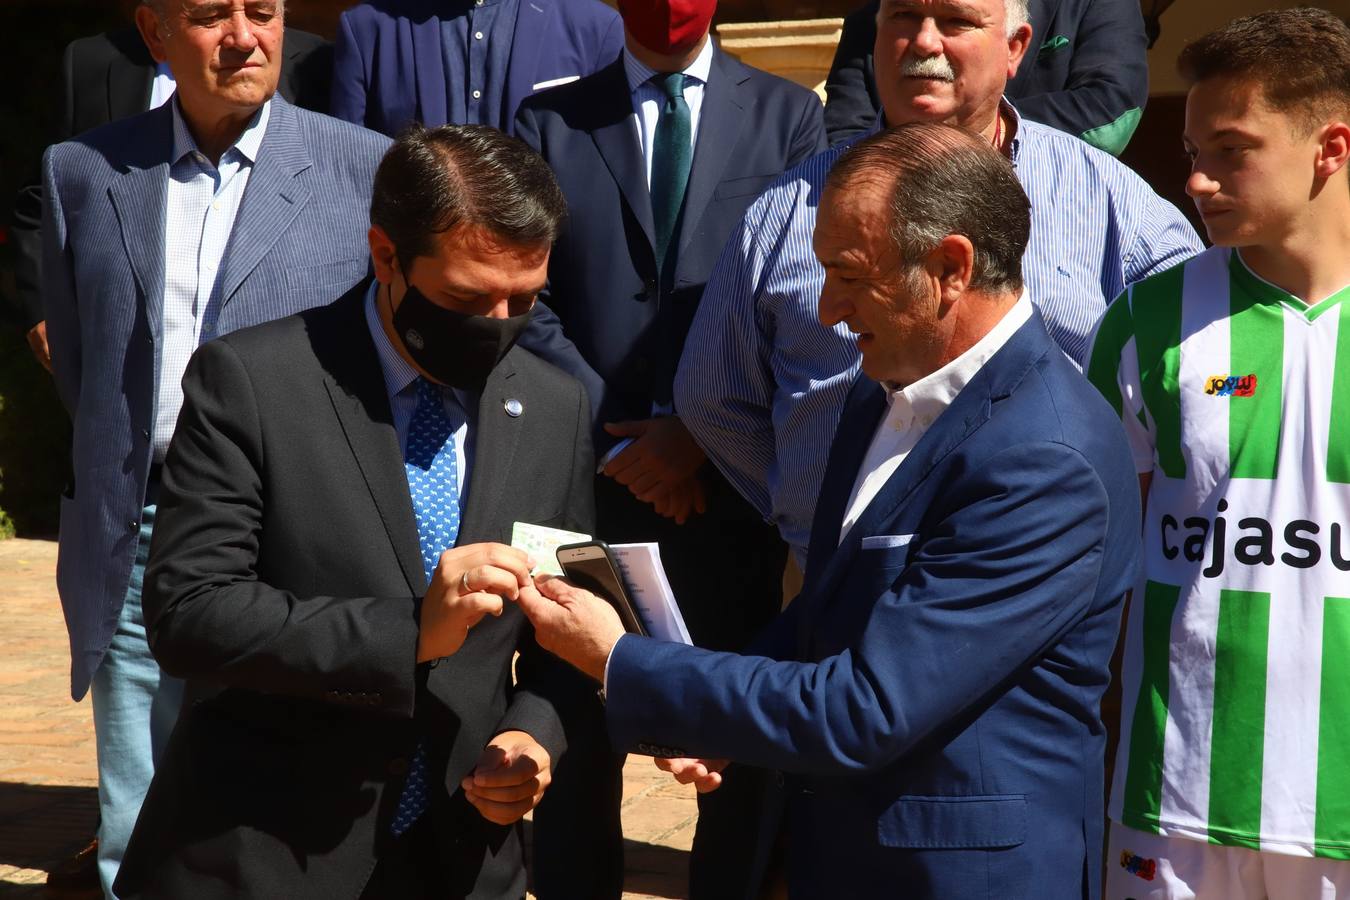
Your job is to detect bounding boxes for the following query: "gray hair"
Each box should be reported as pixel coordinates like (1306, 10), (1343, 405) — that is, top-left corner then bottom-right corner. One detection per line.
(826, 122), (1031, 294)
(876, 0), (1029, 38)
(140, 0), (288, 24)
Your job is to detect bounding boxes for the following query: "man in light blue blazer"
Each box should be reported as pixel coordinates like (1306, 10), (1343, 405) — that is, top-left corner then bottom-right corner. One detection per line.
(519, 123), (1142, 899)
(40, 1), (388, 894)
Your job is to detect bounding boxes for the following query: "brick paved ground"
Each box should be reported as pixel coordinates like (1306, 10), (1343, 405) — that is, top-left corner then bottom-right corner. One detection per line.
(0, 538), (696, 898)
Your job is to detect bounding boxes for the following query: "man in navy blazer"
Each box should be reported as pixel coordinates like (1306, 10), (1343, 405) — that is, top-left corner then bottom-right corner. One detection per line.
(513, 4), (823, 894)
(519, 123), (1141, 899)
(332, 0), (623, 136)
(40, 2), (389, 893)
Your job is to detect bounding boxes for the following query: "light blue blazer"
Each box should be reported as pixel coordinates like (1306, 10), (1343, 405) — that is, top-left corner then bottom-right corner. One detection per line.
(42, 95), (391, 699)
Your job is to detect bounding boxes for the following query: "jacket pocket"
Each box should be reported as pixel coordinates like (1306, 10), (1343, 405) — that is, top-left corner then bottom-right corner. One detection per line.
(283, 256), (370, 291)
(712, 173), (776, 201)
(877, 794), (1027, 849)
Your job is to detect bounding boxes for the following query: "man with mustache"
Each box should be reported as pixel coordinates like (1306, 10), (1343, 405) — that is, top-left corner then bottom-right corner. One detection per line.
(821, 0), (1150, 152)
(674, 0), (1203, 570)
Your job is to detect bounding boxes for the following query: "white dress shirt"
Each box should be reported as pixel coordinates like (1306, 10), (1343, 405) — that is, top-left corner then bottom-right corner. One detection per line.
(622, 38), (714, 189)
(148, 62), (176, 111)
(154, 99), (271, 459)
(839, 292), (1034, 543)
(594, 39), (716, 469)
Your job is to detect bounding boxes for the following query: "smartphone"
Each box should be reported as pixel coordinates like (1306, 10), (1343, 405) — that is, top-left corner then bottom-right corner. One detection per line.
(556, 541), (648, 637)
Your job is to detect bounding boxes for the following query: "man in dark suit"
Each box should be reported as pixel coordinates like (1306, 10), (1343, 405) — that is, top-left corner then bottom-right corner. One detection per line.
(331, 0), (623, 137)
(513, 1), (824, 894)
(519, 123), (1141, 899)
(822, 0), (1150, 153)
(11, 18), (332, 371)
(40, 3), (386, 894)
(115, 125), (593, 900)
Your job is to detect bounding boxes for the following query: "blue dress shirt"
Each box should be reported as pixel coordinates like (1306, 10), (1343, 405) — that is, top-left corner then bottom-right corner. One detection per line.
(154, 99), (270, 459)
(439, 0), (520, 129)
(363, 280), (476, 517)
(673, 104), (1204, 561)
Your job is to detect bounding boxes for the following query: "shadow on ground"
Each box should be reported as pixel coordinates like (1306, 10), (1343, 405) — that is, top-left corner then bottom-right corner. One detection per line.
(519, 818), (691, 899)
(0, 785), (691, 898)
(0, 782), (96, 871)
(620, 836), (691, 898)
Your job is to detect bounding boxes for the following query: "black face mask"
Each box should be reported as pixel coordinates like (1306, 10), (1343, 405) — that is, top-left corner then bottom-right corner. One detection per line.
(389, 282), (532, 392)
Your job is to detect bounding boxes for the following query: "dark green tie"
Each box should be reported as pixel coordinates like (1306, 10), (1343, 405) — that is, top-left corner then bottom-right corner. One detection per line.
(650, 72), (691, 273)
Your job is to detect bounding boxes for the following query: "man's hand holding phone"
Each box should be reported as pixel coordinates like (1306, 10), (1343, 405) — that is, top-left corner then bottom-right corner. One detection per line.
(417, 543), (534, 662)
(514, 576), (626, 682)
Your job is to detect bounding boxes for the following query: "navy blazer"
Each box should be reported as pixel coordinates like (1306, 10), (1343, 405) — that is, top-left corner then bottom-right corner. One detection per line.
(823, 0), (1149, 154)
(331, 0), (623, 136)
(605, 311), (1142, 899)
(514, 49), (826, 428)
(42, 96), (389, 701)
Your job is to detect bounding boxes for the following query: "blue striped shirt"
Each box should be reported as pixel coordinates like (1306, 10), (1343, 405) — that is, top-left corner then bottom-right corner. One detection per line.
(673, 106), (1203, 561)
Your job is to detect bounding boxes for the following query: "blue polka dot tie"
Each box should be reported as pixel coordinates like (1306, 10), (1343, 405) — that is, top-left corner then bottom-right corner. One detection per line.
(391, 377), (462, 837)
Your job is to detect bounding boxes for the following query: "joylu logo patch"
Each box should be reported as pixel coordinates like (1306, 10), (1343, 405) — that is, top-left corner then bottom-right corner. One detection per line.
(1205, 373), (1257, 397)
(1119, 850), (1157, 882)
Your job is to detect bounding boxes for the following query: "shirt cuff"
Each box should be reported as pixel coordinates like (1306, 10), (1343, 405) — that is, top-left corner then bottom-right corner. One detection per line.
(596, 438), (634, 474)
(602, 633), (626, 698)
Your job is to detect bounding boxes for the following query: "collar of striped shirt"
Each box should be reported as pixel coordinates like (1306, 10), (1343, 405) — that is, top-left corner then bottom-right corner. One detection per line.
(874, 97), (1022, 162)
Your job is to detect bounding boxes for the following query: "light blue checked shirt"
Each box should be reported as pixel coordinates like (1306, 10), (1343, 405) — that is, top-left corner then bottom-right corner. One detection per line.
(154, 98), (270, 459)
(673, 104), (1204, 561)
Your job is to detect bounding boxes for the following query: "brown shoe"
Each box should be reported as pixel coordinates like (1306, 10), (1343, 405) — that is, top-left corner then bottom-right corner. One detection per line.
(44, 837), (99, 895)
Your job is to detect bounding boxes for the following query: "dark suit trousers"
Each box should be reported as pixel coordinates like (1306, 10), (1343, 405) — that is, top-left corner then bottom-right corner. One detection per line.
(532, 468), (787, 899)
(359, 814), (451, 900)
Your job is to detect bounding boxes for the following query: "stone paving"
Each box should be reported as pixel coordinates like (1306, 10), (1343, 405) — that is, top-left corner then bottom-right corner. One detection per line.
(0, 538), (697, 898)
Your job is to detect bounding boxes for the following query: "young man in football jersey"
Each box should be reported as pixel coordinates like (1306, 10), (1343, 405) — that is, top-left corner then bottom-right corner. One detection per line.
(1087, 8), (1350, 898)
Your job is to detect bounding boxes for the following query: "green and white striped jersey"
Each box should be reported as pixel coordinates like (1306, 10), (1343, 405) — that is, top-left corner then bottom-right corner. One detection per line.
(1087, 245), (1350, 859)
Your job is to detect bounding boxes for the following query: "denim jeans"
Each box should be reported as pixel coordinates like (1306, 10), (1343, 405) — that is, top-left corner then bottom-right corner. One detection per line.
(88, 505), (184, 899)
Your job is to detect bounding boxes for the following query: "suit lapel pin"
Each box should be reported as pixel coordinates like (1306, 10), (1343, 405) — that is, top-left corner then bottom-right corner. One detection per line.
(504, 398), (524, 418)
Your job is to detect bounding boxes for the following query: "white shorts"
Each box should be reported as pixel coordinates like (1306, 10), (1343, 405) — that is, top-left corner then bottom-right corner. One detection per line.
(1106, 821), (1350, 900)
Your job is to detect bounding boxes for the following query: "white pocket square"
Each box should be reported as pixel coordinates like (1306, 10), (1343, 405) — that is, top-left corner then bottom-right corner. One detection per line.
(532, 75), (580, 90)
(861, 534), (915, 550)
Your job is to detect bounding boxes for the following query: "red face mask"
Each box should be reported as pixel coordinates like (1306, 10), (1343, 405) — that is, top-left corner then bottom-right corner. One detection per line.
(619, 0), (717, 57)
